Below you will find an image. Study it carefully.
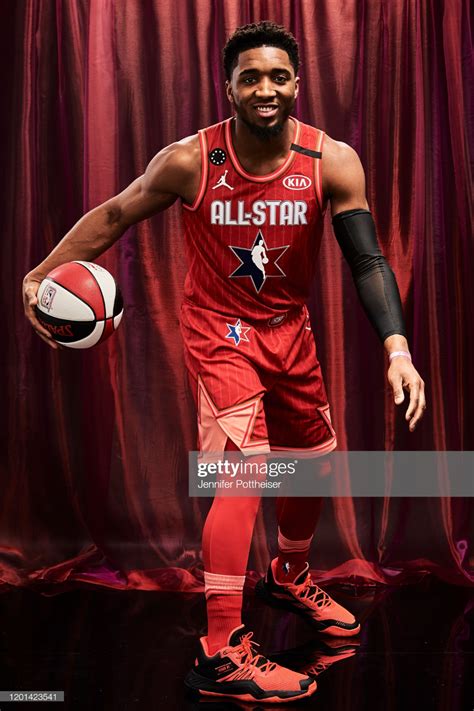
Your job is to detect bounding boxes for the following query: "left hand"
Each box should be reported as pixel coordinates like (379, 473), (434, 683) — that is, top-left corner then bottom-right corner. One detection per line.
(387, 357), (426, 432)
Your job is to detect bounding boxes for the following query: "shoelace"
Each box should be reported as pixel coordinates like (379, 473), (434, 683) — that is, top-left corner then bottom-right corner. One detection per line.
(223, 632), (277, 675)
(294, 574), (332, 609)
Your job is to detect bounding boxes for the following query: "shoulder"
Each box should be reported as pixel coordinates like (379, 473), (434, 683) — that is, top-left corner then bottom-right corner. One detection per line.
(296, 120), (358, 163)
(321, 133), (366, 198)
(147, 133), (201, 178)
(143, 133), (201, 196)
(323, 134), (362, 174)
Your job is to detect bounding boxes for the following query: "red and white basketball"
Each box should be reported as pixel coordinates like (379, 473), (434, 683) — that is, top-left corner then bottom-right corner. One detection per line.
(35, 261), (124, 349)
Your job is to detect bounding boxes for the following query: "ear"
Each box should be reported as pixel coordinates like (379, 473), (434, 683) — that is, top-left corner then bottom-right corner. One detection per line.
(294, 76), (300, 100)
(225, 80), (234, 105)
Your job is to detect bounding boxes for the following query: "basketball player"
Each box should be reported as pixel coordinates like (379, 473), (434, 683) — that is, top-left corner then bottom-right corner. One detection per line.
(23, 22), (426, 703)
(251, 237), (269, 276)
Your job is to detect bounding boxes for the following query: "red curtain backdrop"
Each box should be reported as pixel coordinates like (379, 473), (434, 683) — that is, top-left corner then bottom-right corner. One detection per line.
(1, 0), (472, 592)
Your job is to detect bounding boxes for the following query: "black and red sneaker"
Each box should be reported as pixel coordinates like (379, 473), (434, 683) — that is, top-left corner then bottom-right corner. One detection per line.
(255, 558), (361, 637)
(184, 624), (317, 703)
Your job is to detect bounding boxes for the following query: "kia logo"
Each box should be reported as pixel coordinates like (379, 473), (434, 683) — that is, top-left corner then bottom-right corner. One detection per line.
(283, 174), (312, 190)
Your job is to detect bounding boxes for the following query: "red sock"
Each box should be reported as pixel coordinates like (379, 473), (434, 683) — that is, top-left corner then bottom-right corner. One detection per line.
(204, 572), (245, 654)
(275, 497), (324, 583)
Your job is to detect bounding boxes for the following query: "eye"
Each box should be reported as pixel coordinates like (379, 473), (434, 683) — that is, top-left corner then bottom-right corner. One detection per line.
(243, 77), (256, 84)
(274, 75), (288, 83)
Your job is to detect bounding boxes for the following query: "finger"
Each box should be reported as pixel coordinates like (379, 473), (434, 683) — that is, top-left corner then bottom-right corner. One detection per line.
(26, 308), (54, 340)
(35, 331), (59, 350)
(24, 296), (52, 339)
(25, 288), (38, 304)
(24, 286), (39, 310)
(408, 388), (427, 432)
(23, 283), (57, 344)
(405, 382), (420, 421)
(391, 376), (405, 404)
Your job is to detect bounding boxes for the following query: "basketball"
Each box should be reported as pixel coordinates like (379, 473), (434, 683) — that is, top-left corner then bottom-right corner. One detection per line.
(35, 261), (124, 349)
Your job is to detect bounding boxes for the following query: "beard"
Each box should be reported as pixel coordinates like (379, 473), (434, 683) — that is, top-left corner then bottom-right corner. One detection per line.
(239, 115), (285, 142)
(237, 97), (295, 142)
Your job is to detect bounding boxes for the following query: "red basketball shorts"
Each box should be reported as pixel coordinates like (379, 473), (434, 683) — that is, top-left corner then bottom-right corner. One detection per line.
(180, 301), (337, 455)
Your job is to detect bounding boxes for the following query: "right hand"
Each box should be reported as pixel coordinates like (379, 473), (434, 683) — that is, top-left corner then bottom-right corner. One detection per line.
(22, 273), (61, 350)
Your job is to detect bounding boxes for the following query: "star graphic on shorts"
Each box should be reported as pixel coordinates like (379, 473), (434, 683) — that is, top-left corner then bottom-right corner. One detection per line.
(225, 318), (250, 346)
(229, 230), (289, 293)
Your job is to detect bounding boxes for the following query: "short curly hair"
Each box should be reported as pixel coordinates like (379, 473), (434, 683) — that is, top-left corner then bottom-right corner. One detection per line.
(223, 21), (300, 81)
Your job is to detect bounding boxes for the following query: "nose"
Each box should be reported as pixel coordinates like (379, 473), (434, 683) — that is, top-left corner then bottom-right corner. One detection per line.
(254, 78), (277, 98)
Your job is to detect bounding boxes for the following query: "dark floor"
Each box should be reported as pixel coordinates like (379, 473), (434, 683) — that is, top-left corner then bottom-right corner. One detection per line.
(0, 577), (473, 710)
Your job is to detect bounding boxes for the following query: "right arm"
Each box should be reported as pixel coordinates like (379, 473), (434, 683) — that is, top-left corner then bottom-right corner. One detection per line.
(23, 136), (200, 348)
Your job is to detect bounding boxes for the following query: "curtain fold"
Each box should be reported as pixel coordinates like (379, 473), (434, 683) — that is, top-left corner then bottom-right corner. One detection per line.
(1, 0), (472, 592)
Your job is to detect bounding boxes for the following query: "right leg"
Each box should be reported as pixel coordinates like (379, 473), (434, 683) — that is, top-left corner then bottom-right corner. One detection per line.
(203, 439), (262, 653)
(188, 398), (316, 701)
(196, 375), (269, 653)
(182, 305), (316, 700)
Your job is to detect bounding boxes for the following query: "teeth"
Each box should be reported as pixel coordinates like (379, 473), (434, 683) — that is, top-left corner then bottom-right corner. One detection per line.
(256, 106), (276, 112)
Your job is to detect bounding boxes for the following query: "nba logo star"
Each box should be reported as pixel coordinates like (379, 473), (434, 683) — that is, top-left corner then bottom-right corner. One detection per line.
(229, 230), (289, 292)
(225, 318), (250, 346)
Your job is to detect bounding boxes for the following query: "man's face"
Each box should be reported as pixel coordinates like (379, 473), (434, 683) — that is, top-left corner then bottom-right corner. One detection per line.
(225, 46), (299, 141)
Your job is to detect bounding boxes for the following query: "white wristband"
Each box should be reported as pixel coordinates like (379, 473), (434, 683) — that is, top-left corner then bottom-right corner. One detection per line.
(389, 350), (412, 362)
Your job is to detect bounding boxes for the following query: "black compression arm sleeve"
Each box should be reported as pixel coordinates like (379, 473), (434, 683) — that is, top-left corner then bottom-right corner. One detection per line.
(332, 208), (407, 342)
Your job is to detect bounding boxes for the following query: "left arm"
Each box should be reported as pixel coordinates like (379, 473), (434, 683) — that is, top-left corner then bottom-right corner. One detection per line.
(323, 139), (426, 432)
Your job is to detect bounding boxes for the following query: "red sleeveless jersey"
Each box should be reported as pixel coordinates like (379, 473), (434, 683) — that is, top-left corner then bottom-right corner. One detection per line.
(181, 117), (327, 321)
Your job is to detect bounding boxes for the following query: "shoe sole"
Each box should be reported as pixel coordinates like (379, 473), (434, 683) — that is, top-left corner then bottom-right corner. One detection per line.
(255, 578), (361, 637)
(184, 669), (317, 703)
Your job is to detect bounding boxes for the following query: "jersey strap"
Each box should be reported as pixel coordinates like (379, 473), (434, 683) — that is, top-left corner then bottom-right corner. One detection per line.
(290, 143), (322, 159)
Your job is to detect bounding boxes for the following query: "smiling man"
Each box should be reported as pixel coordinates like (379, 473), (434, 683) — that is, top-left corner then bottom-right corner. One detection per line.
(23, 21), (426, 704)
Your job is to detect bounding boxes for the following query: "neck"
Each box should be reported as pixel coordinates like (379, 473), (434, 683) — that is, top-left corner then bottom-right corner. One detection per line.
(232, 115), (295, 159)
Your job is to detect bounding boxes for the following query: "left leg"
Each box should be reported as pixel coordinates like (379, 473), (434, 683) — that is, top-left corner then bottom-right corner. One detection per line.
(266, 308), (336, 584)
(256, 311), (360, 636)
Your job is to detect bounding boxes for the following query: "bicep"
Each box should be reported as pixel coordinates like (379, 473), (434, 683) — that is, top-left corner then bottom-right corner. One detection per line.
(327, 143), (369, 217)
(102, 146), (182, 228)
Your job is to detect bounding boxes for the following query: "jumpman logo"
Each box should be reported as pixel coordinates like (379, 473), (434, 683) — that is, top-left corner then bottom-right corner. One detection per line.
(251, 238), (269, 277)
(212, 170), (234, 190)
